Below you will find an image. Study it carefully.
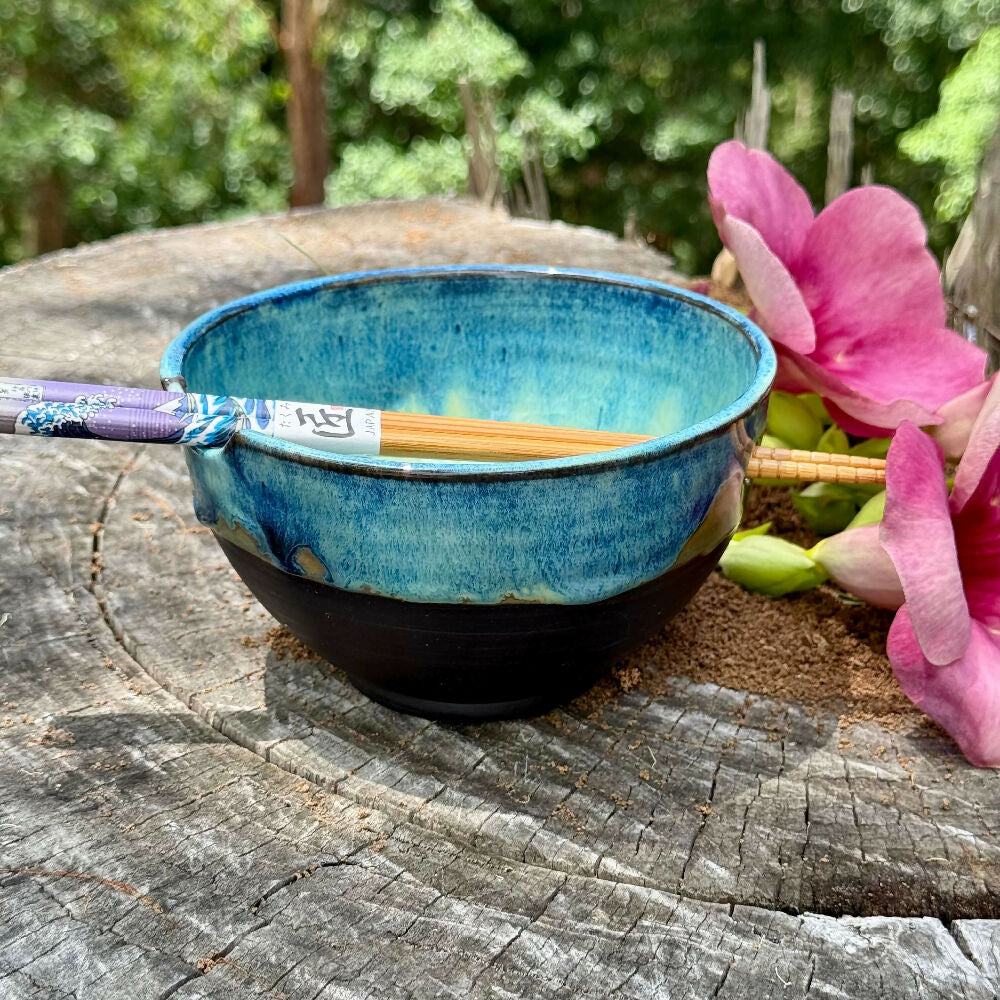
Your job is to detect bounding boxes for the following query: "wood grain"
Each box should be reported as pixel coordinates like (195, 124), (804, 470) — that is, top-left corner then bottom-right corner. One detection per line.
(1, 198), (997, 997)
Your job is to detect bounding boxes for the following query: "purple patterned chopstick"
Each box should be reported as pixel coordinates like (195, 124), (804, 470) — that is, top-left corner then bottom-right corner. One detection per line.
(0, 378), (181, 409)
(0, 377), (382, 455)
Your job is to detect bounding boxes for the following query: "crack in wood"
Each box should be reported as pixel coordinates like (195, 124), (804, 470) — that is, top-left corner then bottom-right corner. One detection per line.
(155, 923), (269, 1000)
(249, 858), (353, 915)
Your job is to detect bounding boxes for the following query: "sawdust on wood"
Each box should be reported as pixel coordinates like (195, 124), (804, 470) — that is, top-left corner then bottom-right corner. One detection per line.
(264, 625), (319, 661)
(630, 572), (918, 729)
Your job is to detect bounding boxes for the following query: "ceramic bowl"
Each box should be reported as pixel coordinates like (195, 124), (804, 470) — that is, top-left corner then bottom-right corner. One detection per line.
(161, 266), (775, 719)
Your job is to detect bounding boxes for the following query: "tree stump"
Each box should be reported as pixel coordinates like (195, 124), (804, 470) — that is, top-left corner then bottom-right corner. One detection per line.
(1, 198), (998, 998)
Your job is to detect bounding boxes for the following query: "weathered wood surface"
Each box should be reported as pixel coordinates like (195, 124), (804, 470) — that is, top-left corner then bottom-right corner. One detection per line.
(945, 120), (1000, 370)
(1, 198), (998, 998)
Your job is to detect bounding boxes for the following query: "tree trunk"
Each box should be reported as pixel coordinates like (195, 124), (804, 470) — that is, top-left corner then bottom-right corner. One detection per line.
(745, 39), (770, 150)
(825, 88), (855, 204)
(459, 78), (501, 206)
(520, 134), (549, 221)
(281, 0), (330, 207)
(945, 121), (1000, 371)
(33, 172), (67, 255)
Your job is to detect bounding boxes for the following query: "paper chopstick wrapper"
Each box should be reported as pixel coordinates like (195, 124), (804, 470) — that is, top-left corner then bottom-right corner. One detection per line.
(0, 378), (382, 455)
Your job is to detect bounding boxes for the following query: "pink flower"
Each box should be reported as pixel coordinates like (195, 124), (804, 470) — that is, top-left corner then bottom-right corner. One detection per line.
(930, 372), (999, 459)
(880, 379), (1000, 767)
(708, 141), (986, 436)
(812, 523), (904, 609)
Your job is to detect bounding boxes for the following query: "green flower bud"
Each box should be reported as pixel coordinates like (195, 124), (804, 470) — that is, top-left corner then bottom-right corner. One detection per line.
(846, 489), (886, 529)
(850, 437), (891, 460)
(760, 433), (791, 450)
(792, 482), (859, 536)
(719, 534), (828, 596)
(816, 424), (850, 455)
(798, 393), (832, 427)
(766, 391), (823, 451)
(844, 482), (885, 503)
(732, 521), (772, 541)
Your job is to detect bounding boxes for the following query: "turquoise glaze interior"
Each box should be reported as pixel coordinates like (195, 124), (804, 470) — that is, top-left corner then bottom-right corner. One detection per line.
(177, 271), (759, 442)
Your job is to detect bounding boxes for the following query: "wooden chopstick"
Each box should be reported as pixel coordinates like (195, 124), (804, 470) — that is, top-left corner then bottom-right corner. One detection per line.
(378, 412), (886, 484)
(750, 445), (885, 469)
(378, 411), (647, 461)
(746, 450), (885, 486)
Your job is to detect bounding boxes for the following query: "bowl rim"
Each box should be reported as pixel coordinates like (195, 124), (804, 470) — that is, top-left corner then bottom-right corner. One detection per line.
(160, 264), (776, 482)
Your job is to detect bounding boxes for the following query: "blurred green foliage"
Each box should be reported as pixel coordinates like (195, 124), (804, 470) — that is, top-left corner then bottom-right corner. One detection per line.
(900, 25), (1000, 221)
(0, 0), (288, 263)
(2, 0), (999, 271)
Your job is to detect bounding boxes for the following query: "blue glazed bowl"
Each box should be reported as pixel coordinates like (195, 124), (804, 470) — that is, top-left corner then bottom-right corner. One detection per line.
(161, 266), (775, 718)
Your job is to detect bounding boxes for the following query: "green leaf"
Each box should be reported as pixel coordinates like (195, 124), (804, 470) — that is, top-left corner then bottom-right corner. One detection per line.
(850, 437), (892, 460)
(846, 489), (886, 529)
(766, 391), (823, 451)
(732, 521), (771, 541)
(720, 534), (828, 597)
(370, 0), (529, 128)
(326, 136), (467, 205)
(899, 27), (1000, 223)
(815, 424), (849, 455)
(792, 482), (859, 536)
(798, 393), (831, 427)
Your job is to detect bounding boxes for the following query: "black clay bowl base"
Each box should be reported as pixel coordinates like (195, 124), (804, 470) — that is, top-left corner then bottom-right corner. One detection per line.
(219, 537), (727, 720)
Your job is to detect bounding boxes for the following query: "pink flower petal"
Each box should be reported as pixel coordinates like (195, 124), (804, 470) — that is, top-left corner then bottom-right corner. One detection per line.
(776, 346), (942, 435)
(953, 444), (1000, 631)
(930, 374), (997, 460)
(707, 141), (815, 264)
(771, 356), (814, 396)
(889, 609), (1000, 768)
(815, 323), (984, 409)
(952, 376), (1000, 514)
(719, 217), (816, 353)
(817, 324), (984, 435)
(881, 423), (970, 666)
(812, 523), (904, 608)
(821, 403), (899, 440)
(792, 187), (947, 352)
